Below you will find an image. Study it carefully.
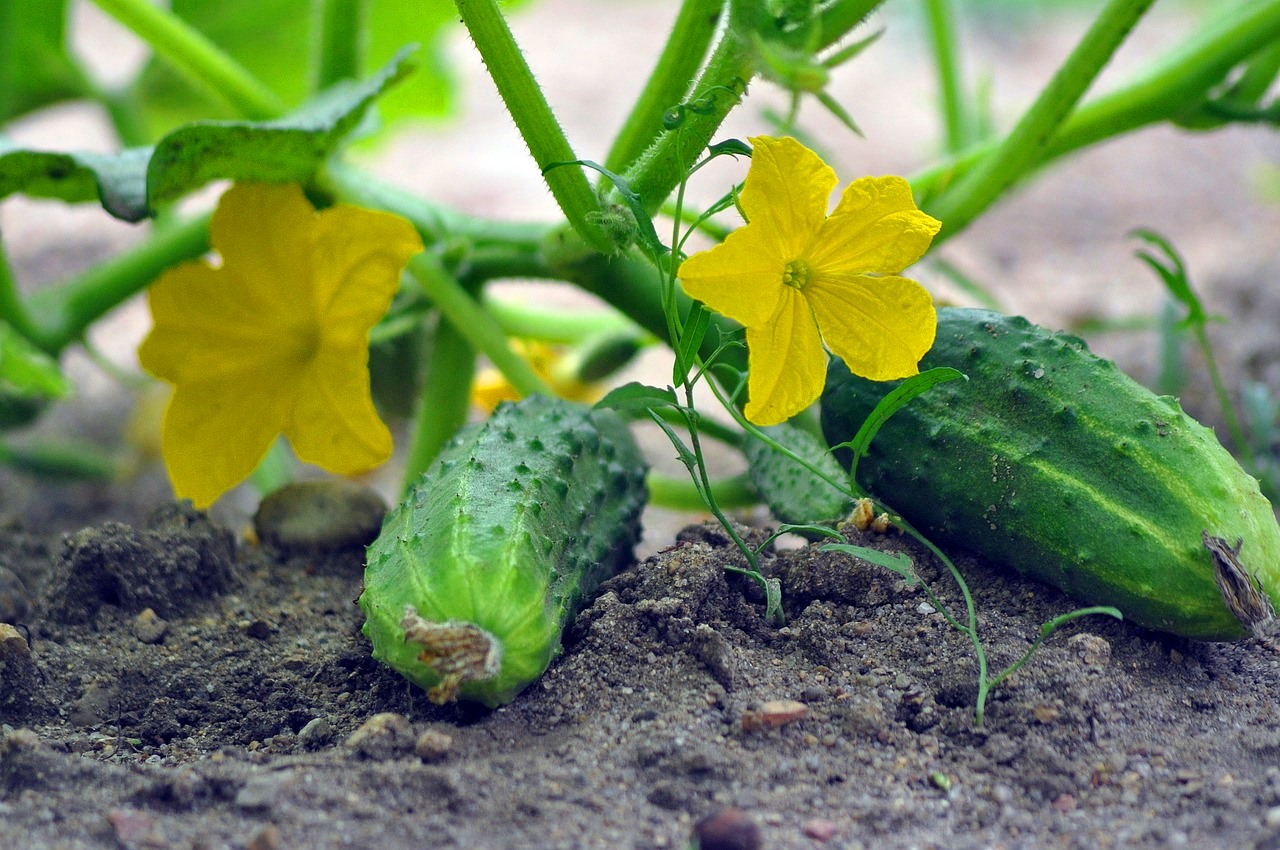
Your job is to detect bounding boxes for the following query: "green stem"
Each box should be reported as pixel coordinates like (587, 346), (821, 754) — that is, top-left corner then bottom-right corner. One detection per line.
(925, 0), (1156, 241)
(454, 0), (612, 253)
(1194, 324), (1257, 471)
(914, 0), (1280, 234)
(320, 161), (551, 250)
(483, 295), (644, 344)
(0, 232), (42, 345)
(922, 0), (971, 154)
(406, 254), (550, 398)
(622, 0), (766, 215)
(604, 0), (723, 174)
(312, 0), (366, 89)
(646, 470), (757, 511)
(403, 319), (476, 489)
(89, 0), (285, 120)
(26, 214), (212, 353)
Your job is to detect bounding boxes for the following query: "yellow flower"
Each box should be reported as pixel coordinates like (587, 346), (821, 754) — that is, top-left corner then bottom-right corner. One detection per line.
(470, 340), (600, 413)
(678, 136), (941, 425)
(138, 182), (423, 507)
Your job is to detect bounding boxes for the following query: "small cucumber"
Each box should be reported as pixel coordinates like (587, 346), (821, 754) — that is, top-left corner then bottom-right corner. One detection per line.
(743, 422), (854, 529)
(821, 308), (1280, 640)
(359, 395), (647, 706)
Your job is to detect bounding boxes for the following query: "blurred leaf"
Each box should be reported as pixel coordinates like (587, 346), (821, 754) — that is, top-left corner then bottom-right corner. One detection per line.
(594, 381), (677, 414)
(129, 0), (519, 142)
(0, 0), (87, 122)
(0, 321), (72, 429)
(0, 48), (414, 220)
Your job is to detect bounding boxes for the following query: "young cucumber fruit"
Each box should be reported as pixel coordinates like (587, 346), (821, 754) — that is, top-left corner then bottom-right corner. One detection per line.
(821, 308), (1280, 640)
(359, 395), (647, 706)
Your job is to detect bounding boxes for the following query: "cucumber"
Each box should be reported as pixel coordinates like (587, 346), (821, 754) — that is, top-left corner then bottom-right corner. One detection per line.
(743, 422), (854, 529)
(821, 307), (1280, 640)
(359, 394), (647, 706)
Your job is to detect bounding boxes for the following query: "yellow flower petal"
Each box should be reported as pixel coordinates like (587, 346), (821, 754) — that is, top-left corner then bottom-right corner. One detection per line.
(311, 203), (424, 340)
(139, 181), (421, 506)
(740, 136), (837, 258)
(286, 347), (392, 474)
(743, 288), (827, 425)
(678, 227), (786, 328)
(807, 272), (936, 381)
(809, 176), (941, 274)
(207, 183), (320, 305)
(161, 371), (300, 508)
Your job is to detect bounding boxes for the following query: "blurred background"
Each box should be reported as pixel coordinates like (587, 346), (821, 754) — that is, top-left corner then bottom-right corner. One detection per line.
(2, 0), (1277, 550)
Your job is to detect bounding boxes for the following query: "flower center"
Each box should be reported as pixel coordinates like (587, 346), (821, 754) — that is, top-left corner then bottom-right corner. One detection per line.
(783, 259), (811, 291)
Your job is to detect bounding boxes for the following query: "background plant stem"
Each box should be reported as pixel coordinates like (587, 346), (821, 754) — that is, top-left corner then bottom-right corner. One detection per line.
(922, 0), (972, 154)
(454, 0), (612, 253)
(403, 319), (476, 488)
(924, 0), (1157, 241)
(604, 0), (722, 174)
(89, 0), (285, 120)
(312, 0), (366, 89)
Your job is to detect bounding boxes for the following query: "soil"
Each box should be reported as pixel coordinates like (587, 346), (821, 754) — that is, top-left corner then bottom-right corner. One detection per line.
(4, 504), (1280, 850)
(6, 2), (1280, 849)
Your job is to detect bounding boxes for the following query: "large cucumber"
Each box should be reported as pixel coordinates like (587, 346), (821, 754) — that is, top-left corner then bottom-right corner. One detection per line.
(821, 307), (1280, 640)
(359, 395), (647, 706)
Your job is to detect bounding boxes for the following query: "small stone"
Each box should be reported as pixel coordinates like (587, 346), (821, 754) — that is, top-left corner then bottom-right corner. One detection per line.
(297, 717), (333, 749)
(70, 681), (119, 728)
(344, 712), (415, 759)
(1066, 633), (1111, 666)
(0, 623), (30, 659)
(1033, 703), (1060, 724)
(244, 619), (274, 640)
(916, 602), (936, 615)
(691, 808), (761, 850)
(1264, 805), (1280, 829)
(246, 824), (282, 850)
(801, 818), (838, 842)
(130, 608), (169, 644)
(1052, 793), (1077, 813)
(742, 700), (809, 731)
(414, 729), (453, 762)
(692, 623), (737, 690)
(254, 480), (388, 553)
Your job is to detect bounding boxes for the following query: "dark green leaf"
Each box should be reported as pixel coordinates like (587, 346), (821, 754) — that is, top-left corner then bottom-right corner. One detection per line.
(594, 381), (678, 414)
(0, 48), (415, 221)
(822, 542), (916, 584)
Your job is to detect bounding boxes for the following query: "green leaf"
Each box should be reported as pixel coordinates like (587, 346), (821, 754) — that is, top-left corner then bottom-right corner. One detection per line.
(0, 321), (72, 429)
(830, 366), (966, 484)
(0, 0), (87, 122)
(594, 381), (678, 414)
(821, 542), (916, 584)
(130, 0), (509, 141)
(146, 46), (416, 209)
(0, 48), (415, 221)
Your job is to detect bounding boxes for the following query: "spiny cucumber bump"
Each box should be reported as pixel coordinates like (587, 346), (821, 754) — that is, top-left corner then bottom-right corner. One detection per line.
(359, 394), (647, 705)
(822, 307), (1280, 639)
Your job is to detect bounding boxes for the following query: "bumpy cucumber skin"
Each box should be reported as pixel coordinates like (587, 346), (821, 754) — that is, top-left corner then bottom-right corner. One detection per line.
(744, 422), (853, 528)
(359, 395), (646, 706)
(822, 308), (1280, 639)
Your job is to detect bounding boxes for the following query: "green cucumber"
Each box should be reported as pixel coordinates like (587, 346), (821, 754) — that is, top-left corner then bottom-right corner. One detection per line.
(359, 394), (647, 706)
(821, 307), (1280, 640)
(743, 422), (854, 529)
